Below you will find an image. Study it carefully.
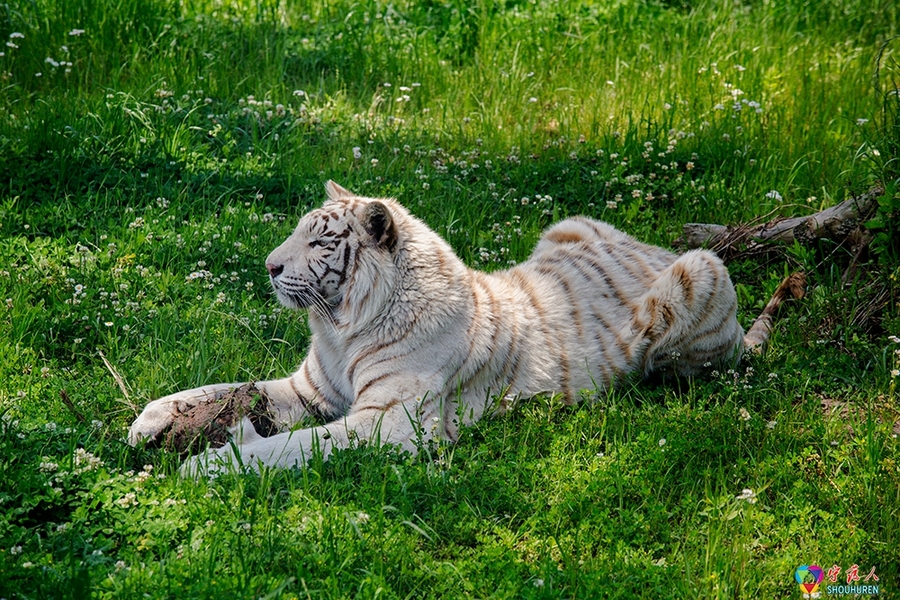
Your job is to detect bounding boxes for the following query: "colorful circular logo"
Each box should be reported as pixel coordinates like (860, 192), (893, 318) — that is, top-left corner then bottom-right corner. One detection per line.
(795, 565), (824, 594)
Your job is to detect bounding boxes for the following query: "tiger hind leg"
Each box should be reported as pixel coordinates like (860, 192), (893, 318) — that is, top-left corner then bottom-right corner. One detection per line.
(628, 249), (744, 377)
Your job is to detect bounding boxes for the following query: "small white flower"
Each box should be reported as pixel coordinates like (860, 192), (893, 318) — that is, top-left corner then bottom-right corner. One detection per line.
(891, 369), (899, 378)
(739, 408), (751, 421)
(856, 118), (869, 125)
(658, 438), (666, 447)
(115, 492), (137, 508)
(9, 32), (24, 39)
(10, 545), (22, 555)
(533, 579), (545, 587)
(528, 97), (538, 103)
(352, 147), (362, 160)
(68, 29), (85, 36)
(766, 420), (777, 429)
(735, 488), (757, 504)
(292, 89), (306, 97)
(765, 190), (783, 202)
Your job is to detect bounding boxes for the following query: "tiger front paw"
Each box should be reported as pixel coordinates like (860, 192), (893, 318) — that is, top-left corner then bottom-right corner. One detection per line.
(127, 383), (243, 446)
(128, 397), (183, 446)
(179, 443), (253, 479)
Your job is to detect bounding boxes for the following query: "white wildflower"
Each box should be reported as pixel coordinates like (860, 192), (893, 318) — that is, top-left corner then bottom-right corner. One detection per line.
(736, 488), (757, 504)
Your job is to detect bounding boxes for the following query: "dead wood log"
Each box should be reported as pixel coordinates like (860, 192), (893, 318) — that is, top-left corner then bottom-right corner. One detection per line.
(681, 186), (884, 261)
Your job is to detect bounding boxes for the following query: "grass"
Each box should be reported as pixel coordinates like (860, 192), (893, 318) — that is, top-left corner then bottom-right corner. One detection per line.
(1, 0), (899, 597)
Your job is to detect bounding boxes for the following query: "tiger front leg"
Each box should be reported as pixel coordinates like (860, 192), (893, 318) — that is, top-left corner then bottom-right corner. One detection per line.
(179, 396), (425, 477)
(127, 371), (334, 447)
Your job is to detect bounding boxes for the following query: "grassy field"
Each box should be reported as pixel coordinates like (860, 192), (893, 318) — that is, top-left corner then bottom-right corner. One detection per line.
(1, 0), (899, 597)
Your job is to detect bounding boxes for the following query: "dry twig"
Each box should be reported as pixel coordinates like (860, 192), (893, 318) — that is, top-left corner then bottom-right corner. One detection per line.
(98, 349), (138, 414)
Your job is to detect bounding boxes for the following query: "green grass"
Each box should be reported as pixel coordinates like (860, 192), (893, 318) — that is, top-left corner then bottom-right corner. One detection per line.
(1, 0), (899, 597)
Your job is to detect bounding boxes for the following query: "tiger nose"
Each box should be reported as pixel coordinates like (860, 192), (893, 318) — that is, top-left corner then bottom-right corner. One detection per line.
(266, 263), (284, 278)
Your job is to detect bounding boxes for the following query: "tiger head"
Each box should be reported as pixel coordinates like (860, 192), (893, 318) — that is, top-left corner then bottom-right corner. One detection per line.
(265, 181), (400, 322)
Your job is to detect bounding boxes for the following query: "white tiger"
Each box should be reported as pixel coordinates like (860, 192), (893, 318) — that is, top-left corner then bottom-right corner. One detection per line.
(128, 181), (744, 476)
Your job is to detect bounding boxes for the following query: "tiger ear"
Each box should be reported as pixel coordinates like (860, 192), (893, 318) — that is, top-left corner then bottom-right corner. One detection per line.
(362, 201), (398, 251)
(325, 180), (354, 201)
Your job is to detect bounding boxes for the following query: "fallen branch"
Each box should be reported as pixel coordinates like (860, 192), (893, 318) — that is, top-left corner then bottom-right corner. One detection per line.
(682, 186), (884, 260)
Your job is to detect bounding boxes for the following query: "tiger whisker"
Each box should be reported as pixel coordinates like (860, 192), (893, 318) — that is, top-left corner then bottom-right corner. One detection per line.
(296, 287), (340, 334)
